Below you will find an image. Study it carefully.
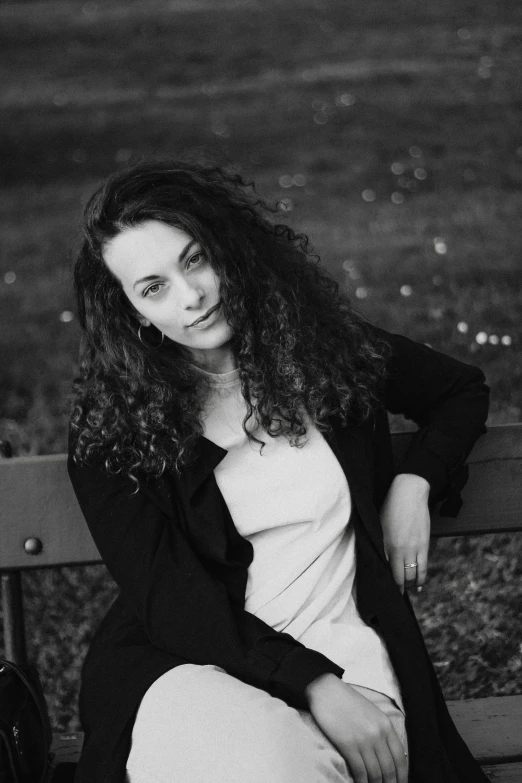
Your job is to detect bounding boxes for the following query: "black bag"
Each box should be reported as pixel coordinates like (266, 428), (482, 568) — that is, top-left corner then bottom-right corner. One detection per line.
(0, 659), (52, 783)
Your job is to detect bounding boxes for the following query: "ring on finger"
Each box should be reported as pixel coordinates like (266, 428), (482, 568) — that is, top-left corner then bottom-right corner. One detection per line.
(404, 562), (418, 569)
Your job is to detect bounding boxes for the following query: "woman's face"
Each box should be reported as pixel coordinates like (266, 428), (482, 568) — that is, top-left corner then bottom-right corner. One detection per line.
(103, 220), (235, 369)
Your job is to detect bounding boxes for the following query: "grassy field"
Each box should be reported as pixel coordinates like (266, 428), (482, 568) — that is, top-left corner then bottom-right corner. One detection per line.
(1, 0), (521, 731)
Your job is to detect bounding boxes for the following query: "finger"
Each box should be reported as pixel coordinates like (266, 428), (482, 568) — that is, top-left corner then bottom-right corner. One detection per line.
(403, 555), (418, 588)
(386, 726), (409, 783)
(359, 748), (384, 783)
(344, 749), (369, 783)
(373, 742), (399, 783)
(416, 549), (428, 588)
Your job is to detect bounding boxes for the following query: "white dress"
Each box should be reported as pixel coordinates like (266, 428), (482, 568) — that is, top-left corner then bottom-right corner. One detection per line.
(200, 366), (404, 712)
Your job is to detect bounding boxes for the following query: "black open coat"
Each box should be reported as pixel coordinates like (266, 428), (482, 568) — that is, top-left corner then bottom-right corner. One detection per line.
(68, 326), (491, 783)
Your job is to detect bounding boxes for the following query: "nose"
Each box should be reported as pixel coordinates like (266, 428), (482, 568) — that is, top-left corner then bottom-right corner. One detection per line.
(177, 277), (205, 310)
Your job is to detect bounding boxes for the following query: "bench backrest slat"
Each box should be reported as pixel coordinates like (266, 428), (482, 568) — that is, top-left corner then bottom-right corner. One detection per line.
(1, 424), (521, 571)
(0, 454), (101, 569)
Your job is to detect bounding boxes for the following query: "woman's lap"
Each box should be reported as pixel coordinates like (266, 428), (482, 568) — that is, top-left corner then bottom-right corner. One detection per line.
(126, 664), (407, 783)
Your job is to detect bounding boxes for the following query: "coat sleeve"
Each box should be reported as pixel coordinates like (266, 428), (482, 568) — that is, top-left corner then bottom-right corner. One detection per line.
(67, 447), (344, 711)
(370, 325), (490, 511)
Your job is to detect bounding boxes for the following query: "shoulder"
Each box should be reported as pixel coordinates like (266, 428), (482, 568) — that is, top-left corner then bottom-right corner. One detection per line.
(67, 438), (175, 520)
(364, 321), (486, 383)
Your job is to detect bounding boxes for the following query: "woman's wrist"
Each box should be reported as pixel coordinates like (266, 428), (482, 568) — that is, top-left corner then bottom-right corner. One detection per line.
(305, 672), (342, 705)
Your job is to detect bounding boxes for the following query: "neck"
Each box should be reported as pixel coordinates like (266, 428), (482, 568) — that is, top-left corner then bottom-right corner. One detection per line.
(188, 343), (237, 374)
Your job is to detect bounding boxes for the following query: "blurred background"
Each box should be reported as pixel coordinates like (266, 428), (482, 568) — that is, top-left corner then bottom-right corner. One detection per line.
(1, 0), (521, 730)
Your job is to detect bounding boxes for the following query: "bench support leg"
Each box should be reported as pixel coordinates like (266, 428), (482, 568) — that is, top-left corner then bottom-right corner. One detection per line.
(1, 571), (27, 665)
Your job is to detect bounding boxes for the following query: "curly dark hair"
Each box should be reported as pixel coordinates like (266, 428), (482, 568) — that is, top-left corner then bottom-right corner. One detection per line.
(70, 156), (392, 479)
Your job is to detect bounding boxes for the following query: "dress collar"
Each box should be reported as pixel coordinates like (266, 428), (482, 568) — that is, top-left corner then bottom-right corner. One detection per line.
(182, 419), (347, 503)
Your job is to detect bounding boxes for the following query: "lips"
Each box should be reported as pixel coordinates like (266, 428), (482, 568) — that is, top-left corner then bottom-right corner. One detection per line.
(189, 301), (221, 327)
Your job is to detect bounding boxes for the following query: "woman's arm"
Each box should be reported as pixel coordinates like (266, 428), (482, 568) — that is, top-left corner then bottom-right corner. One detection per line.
(369, 325), (490, 591)
(380, 472), (431, 592)
(376, 325), (490, 503)
(67, 446), (344, 711)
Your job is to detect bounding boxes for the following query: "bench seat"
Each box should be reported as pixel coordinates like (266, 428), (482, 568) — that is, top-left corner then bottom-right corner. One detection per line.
(481, 763), (522, 782)
(448, 695), (522, 766)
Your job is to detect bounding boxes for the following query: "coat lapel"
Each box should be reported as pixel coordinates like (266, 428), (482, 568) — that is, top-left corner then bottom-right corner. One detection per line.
(182, 422), (387, 568)
(325, 418), (388, 564)
(179, 437), (254, 574)
(181, 436), (228, 499)
(178, 436), (230, 563)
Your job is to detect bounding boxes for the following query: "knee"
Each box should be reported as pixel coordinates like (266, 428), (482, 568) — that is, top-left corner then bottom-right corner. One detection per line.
(127, 664), (348, 783)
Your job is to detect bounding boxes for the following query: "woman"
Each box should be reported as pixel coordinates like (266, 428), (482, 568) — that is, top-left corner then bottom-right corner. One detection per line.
(68, 158), (490, 783)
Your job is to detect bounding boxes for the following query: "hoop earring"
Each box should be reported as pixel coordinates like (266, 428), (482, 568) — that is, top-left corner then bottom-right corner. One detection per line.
(138, 324), (165, 348)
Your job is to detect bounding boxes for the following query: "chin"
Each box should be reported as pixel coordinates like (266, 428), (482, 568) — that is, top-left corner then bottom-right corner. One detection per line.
(186, 324), (234, 351)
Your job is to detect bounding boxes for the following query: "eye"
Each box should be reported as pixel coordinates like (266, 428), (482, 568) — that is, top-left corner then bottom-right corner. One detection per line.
(143, 282), (164, 298)
(186, 251), (205, 269)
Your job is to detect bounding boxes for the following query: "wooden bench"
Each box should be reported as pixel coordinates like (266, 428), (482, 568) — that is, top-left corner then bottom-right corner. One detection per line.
(1, 424), (521, 782)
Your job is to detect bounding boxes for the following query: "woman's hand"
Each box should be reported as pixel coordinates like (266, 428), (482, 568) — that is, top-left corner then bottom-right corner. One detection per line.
(379, 473), (431, 593)
(306, 673), (408, 783)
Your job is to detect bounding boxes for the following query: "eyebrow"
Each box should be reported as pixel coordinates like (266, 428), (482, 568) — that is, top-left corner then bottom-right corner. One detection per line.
(132, 239), (198, 290)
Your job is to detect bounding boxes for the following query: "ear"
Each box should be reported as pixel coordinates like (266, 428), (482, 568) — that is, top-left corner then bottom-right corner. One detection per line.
(137, 316), (151, 327)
